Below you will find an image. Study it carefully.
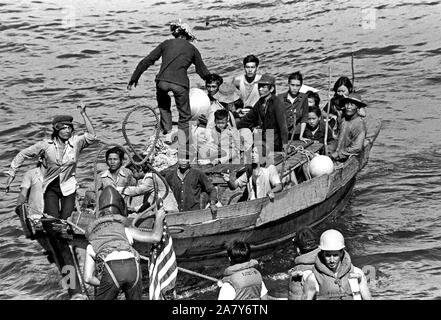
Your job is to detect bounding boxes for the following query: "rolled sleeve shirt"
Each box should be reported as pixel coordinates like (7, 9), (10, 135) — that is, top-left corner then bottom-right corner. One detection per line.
(165, 168), (216, 212)
(236, 165), (281, 200)
(97, 167), (134, 191)
(8, 133), (96, 196)
(335, 115), (366, 160)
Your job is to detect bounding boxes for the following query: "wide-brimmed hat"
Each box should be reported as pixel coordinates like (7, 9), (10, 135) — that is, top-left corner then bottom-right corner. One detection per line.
(342, 93), (367, 108)
(170, 20), (196, 41)
(52, 115), (73, 128)
(215, 83), (240, 104)
(257, 73), (276, 86)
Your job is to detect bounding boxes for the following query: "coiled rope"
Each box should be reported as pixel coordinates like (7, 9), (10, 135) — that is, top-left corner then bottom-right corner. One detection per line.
(92, 105), (171, 226)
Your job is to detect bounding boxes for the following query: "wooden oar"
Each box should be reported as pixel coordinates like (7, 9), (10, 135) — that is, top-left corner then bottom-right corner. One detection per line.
(324, 66), (332, 155)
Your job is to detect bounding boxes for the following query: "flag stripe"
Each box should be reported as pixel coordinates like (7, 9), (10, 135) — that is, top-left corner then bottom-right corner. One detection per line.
(148, 223), (177, 300)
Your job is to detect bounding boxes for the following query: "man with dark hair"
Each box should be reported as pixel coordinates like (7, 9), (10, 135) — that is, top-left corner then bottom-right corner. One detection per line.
(306, 90), (320, 108)
(15, 151), (47, 220)
(329, 93), (367, 162)
(278, 71), (309, 142)
(237, 73), (288, 153)
(165, 153), (218, 214)
(288, 226), (321, 300)
(302, 229), (372, 300)
(96, 147), (135, 197)
(127, 21), (210, 150)
(218, 240), (268, 300)
(232, 55), (262, 114)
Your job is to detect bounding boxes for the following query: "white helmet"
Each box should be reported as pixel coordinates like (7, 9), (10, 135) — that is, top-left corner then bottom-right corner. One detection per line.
(319, 229), (345, 251)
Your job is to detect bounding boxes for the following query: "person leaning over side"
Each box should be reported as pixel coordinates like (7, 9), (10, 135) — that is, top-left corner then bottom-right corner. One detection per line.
(302, 229), (372, 300)
(127, 21), (210, 147)
(83, 186), (166, 300)
(218, 240), (269, 300)
(5, 103), (96, 219)
(288, 226), (321, 300)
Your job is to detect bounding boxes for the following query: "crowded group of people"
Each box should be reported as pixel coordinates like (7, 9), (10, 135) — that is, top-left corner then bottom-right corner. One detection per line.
(3, 20), (371, 300)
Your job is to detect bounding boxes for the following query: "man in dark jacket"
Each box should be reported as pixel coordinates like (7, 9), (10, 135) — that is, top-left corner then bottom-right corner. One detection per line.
(237, 73), (288, 153)
(127, 21), (210, 149)
(277, 71), (309, 142)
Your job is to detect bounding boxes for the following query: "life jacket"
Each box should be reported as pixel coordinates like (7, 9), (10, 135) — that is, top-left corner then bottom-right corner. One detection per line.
(222, 259), (263, 300)
(288, 247), (321, 300)
(85, 215), (139, 271)
(311, 251), (362, 300)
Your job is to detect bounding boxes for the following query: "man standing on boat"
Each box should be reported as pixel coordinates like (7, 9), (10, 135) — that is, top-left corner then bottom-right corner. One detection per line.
(232, 55), (262, 117)
(165, 153), (218, 215)
(237, 73), (289, 154)
(127, 20), (211, 150)
(329, 93), (367, 162)
(15, 151), (46, 221)
(302, 229), (372, 300)
(5, 104), (96, 219)
(278, 71), (309, 142)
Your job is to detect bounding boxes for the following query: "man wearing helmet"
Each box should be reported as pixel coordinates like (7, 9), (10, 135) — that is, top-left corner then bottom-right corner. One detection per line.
(302, 229), (372, 300)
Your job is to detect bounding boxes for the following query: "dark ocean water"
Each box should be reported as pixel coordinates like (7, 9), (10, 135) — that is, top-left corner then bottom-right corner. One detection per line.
(1, 0), (441, 300)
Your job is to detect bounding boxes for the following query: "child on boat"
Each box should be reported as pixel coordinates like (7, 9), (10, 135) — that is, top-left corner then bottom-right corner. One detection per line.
(303, 106), (335, 144)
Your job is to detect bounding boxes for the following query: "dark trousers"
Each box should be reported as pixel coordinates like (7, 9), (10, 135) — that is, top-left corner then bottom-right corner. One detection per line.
(96, 258), (142, 300)
(44, 177), (76, 219)
(156, 80), (191, 152)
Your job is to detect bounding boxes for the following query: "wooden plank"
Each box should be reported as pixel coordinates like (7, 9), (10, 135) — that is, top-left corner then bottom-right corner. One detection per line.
(256, 173), (329, 226)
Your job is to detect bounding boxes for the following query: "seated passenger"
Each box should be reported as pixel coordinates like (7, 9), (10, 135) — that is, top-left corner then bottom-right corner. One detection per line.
(306, 90), (320, 108)
(196, 109), (241, 165)
(96, 147), (135, 199)
(303, 106), (334, 144)
(278, 72), (309, 142)
(237, 74), (288, 153)
(329, 93), (367, 162)
(165, 153), (218, 213)
(323, 77), (366, 135)
(119, 158), (178, 214)
(222, 147), (282, 201)
(232, 54), (262, 116)
(199, 74), (238, 129)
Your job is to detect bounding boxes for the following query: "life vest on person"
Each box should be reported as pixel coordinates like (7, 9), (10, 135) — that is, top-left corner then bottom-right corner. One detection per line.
(311, 251), (362, 300)
(86, 215), (139, 267)
(288, 247), (321, 300)
(222, 259), (263, 300)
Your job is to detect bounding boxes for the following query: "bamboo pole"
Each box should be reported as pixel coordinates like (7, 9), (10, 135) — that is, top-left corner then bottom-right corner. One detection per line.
(324, 65), (332, 155)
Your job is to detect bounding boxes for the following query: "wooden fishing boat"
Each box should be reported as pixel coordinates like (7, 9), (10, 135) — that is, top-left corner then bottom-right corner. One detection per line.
(17, 118), (381, 297)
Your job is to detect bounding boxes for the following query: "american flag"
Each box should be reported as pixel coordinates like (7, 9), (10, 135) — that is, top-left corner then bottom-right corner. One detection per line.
(148, 222), (178, 300)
